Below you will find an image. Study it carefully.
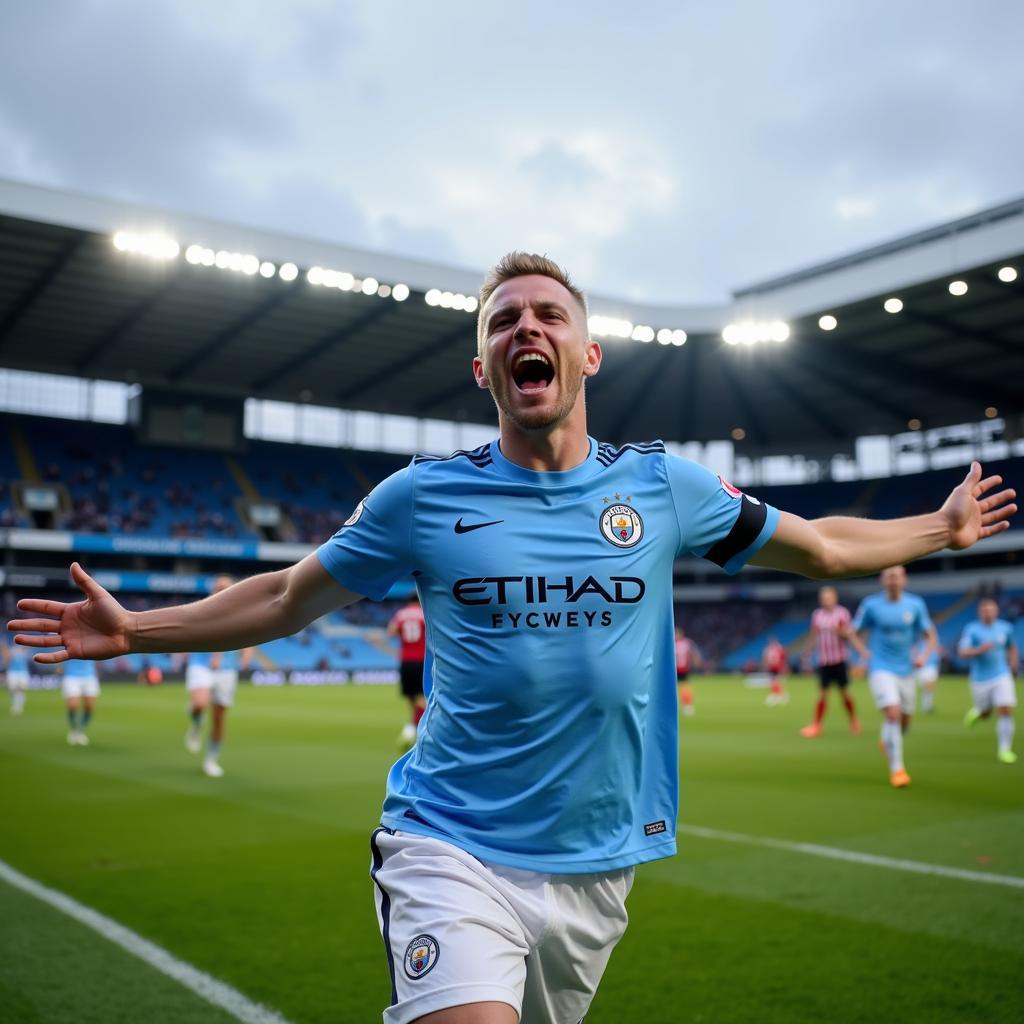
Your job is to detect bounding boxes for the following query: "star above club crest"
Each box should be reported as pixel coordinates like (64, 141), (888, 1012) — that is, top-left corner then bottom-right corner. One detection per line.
(614, 492), (621, 500)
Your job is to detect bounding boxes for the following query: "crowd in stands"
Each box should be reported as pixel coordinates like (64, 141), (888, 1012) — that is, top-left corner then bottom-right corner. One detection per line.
(676, 600), (783, 668)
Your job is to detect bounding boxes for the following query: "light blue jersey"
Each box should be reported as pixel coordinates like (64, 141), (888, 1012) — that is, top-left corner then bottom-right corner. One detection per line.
(318, 438), (778, 873)
(63, 659), (97, 678)
(6, 642), (28, 670)
(958, 619), (1016, 683)
(186, 651), (239, 669)
(852, 592), (933, 676)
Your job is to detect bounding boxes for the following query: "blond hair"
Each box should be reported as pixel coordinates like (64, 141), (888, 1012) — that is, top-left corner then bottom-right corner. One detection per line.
(477, 252), (588, 352)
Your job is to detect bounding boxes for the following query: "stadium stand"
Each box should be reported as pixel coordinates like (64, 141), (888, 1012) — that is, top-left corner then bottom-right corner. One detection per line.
(2, 407), (1023, 674)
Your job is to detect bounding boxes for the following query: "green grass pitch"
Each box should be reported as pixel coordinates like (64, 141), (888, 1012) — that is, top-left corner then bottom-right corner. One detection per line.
(1, 676), (1022, 1024)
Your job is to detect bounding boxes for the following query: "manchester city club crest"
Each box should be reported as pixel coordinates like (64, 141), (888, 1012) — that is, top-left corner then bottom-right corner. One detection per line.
(600, 504), (644, 548)
(404, 934), (439, 980)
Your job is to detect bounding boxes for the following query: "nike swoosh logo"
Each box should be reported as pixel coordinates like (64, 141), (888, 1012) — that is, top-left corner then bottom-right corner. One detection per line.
(454, 517), (504, 534)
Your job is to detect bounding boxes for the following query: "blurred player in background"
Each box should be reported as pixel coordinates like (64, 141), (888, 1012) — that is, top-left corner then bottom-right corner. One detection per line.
(675, 626), (702, 717)
(10, 254), (1016, 1024)
(851, 566), (936, 787)
(4, 634), (29, 715)
(62, 658), (99, 745)
(800, 586), (859, 737)
(388, 593), (426, 751)
(959, 597), (1018, 763)
(184, 575), (253, 777)
(916, 640), (942, 714)
(762, 636), (789, 705)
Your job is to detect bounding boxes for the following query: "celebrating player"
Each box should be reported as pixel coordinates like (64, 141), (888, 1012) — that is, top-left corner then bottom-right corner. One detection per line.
(184, 575), (253, 777)
(3, 635), (29, 716)
(62, 658), (100, 746)
(850, 566), (937, 787)
(387, 593), (427, 750)
(959, 597), (1018, 763)
(800, 586), (859, 737)
(762, 636), (790, 705)
(674, 626), (702, 717)
(9, 254), (1016, 1024)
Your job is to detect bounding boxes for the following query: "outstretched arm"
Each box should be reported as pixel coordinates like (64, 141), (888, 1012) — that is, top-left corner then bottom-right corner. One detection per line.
(750, 463), (1015, 578)
(8, 553), (361, 664)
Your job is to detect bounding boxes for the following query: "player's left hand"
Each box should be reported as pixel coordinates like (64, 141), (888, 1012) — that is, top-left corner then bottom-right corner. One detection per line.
(940, 462), (1016, 551)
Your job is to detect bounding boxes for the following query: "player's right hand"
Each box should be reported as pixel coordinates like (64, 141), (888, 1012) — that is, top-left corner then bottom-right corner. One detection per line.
(6, 562), (132, 664)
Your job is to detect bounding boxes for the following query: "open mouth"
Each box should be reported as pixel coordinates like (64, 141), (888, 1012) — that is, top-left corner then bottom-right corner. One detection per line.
(511, 351), (555, 393)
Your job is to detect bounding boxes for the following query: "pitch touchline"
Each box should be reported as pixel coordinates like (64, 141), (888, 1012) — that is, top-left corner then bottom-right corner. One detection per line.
(0, 858), (294, 1024)
(679, 824), (1024, 890)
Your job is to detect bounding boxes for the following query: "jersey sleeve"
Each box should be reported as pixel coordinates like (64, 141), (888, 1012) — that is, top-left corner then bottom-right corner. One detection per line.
(316, 464), (416, 601)
(665, 456), (779, 574)
(851, 599), (871, 631)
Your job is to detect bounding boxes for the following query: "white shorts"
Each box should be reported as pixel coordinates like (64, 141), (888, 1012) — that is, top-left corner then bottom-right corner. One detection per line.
(6, 670), (29, 690)
(186, 664), (213, 691)
(62, 674), (99, 699)
(971, 673), (1017, 713)
(370, 828), (633, 1024)
(916, 666), (939, 686)
(869, 670), (917, 714)
(210, 669), (238, 708)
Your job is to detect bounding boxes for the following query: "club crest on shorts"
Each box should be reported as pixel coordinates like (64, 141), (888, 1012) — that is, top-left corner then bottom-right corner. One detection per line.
(600, 504), (643, 548)
(404, 934), (439, 980)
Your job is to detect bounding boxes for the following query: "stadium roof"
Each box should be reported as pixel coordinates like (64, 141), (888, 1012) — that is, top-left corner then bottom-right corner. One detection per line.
(1, 177), (1021, 453)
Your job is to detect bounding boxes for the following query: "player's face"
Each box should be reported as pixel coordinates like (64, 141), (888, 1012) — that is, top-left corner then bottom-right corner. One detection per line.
(474, 275), (601, 433)
(979, 599), (997, 624)
(880, 566), (905, 596)
(819, 587), (837, 609)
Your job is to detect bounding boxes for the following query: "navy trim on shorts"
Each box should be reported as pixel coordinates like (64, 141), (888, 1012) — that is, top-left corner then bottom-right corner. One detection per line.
(370, 826), (398, 1006)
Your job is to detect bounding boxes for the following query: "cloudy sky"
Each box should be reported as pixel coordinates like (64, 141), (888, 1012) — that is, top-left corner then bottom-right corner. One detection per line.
(1, 0), (1021, 303)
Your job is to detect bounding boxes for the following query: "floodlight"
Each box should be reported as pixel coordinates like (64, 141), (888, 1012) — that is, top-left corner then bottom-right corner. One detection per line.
(948, 280), (967, 296)
(392, 283), (410, 301)
(883, 297), (903, 314)
(818, 315), (837, 331)
(997, 266), (1017, 283)
(279, 263), (298, 282)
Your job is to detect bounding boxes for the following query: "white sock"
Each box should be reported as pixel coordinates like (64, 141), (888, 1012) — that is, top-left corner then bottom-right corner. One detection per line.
(881, 720), (904, 772)
(997, 716), (1015, 754)
(921, 688), (934, 713)
(12, 691), (25, 712)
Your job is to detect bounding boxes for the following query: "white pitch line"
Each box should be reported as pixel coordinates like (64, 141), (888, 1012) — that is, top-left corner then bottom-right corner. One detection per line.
(0, 858), (294, 1024)
(679, 824), (1024, 890)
